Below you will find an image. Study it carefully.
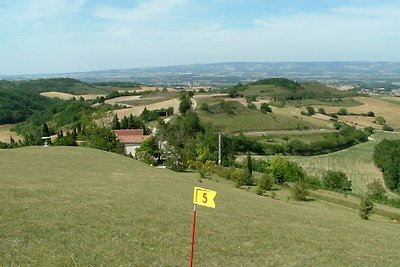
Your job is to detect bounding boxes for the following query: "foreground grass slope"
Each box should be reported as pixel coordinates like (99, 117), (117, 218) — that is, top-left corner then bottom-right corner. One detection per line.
(1, 147), (400, 266)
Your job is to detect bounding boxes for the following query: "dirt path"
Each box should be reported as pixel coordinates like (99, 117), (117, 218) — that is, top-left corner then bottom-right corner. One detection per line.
(239, 129), (336, 136)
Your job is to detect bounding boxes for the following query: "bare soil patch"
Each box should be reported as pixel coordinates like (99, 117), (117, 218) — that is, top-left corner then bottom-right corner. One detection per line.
(114, 98), (180, 118)
(0, 124), (21, 143)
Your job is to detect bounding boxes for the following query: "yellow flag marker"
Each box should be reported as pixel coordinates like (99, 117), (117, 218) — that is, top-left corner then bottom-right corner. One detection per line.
(193, 187), (217, 208)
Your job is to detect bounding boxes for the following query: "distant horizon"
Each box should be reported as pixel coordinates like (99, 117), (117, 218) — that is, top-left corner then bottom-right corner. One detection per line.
(1, 1), (399, 75)
(3, 60), (400, 77)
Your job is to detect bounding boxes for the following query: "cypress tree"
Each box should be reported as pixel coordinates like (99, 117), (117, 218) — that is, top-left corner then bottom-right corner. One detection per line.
(247, 152), (253, 177)
(41, 122), (50, 137)
(111, 113), (120, 130)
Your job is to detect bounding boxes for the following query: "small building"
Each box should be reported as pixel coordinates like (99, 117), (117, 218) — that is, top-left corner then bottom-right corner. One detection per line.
(114, 129), (152, 156)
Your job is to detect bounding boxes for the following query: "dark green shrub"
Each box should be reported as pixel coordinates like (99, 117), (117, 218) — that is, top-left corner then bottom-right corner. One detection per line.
(318, 107), (326, 114)
(322, 170), (352, 192)
(232, 168), (254, 187)
(359, 197), (374, 220)
(366, 111), (375, 117)
(364, 127), (374, 135)
(200, 103), (211, 112)
(382, 124), (394, 131)
(338, 108), (348, 115)
(303, 175), (322, 189)
(306, 106), (315, 116)
(268, 155), (305, 184)
(260, 103), (272, 113)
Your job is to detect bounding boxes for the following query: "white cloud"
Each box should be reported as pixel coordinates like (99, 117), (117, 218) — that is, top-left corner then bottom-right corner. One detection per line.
(94, 0), (186, 22)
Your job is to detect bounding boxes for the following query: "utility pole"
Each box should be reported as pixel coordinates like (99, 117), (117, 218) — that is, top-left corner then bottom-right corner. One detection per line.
(218, 132), (222, 165)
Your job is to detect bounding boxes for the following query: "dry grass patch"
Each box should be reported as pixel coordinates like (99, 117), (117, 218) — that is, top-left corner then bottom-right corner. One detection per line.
(40, 91), (104, 100)
(339, 115), (376, 128)
(316, 97), (400, 129)
(40, 91), (75, 100)
(114, 98), (180, 117)
(0, 124), (21, 143)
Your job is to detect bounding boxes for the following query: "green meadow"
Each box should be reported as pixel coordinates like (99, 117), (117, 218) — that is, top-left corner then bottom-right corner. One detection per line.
(289, 131), (400, 195)
(1, 147), (400, 266)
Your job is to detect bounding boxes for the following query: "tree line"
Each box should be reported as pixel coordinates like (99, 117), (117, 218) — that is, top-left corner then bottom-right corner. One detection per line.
(374, 139), (400, 192)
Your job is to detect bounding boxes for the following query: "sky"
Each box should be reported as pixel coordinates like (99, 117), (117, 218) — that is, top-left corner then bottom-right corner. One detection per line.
(0, 0), (399, 75)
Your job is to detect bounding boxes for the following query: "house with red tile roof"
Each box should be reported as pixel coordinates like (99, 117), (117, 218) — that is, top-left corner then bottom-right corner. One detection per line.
(114, 129), (152, 156)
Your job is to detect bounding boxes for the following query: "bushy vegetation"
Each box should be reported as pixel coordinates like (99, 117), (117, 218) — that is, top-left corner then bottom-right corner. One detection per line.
(264, 126), (369, 156)
(291, 181), (309, 201)
(260, 103), (272, 113)
(322, 170), (352, 192)
(359, 197), (374, 220)
(0, 88), (61, 124)
(0, 78), (96, 94)
(12, 97), (103, 137)
(374, 139), (400, 191)
(228, 78), (358, 102)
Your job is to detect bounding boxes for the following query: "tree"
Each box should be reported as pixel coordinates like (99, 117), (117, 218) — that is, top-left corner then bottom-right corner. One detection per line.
(179, 97), (192, 113)
(187, 91), (195, 97)
(41, 122), (50, 137)
(322, 170), (352, 192)
(260, 103), (272, 113)
(338, 108), (348, 115)
(267, 155), (305, 184)
(374, 116), (386, 125)
(247, 152), (253, 177)
(318, 107), (326, 114)
(359, 197), (374, 220)
(136, 137), (160, 160)
(111, 113), (120, 130)
(120, 116), (128, 129)
(382, 124), (394, 131)
(306, 106), (315, 116)
(366, 111), (375, 117)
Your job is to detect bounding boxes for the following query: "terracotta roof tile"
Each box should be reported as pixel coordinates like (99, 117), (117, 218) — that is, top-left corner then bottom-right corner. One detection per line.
(114, 129), (152, 144)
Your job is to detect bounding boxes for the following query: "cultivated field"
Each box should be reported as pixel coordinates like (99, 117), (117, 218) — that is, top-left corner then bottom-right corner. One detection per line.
(114, 98), (180, 118)
(195, 98), (333, 133)
(40, 91), (104, 100)
(1, 147), (400, 266)
(0, 124), (20, 143)
(289, 131), (400, 196)
(315, 97), (400, 129)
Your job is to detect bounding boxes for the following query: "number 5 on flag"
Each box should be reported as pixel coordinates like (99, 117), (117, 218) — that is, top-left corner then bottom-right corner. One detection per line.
(193, 187), (217, 208)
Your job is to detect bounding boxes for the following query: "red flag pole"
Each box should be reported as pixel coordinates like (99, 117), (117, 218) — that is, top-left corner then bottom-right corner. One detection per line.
(189, 204), (197, 267)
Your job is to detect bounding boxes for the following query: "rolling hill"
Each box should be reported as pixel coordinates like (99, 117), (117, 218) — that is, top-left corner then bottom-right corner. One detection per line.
(1, 146), (400, 266)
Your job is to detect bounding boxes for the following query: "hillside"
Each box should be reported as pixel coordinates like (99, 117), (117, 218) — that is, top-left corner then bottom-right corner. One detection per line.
(231, 78), (357, 100)
(0, 88), (61, 124)
(1, 147), (400, 266)
(0, 78), (99, 94)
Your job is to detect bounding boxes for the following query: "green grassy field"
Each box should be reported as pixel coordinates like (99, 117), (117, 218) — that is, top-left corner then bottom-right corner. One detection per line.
(274, 97), (363, 108)
(1, 146), (400, 266)
(288, 131), (400, 196)
(196, 103), (329, 133)
(246, 130), (336, 145)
